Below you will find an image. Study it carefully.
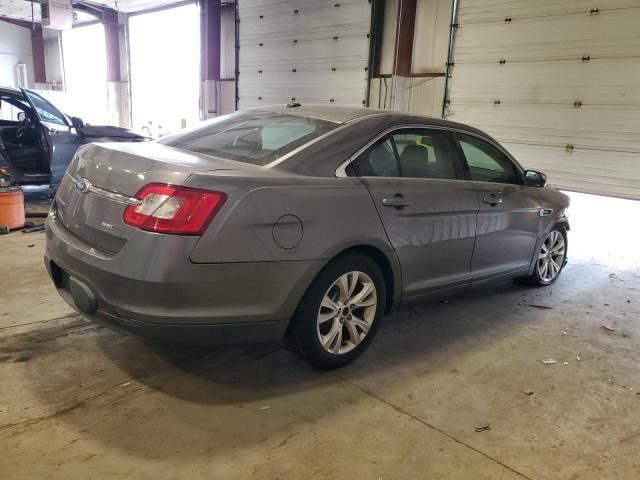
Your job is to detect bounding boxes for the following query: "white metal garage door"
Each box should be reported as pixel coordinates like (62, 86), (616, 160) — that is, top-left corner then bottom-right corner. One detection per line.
(238, 0), (371, 109)
(446, 0), (640, 199)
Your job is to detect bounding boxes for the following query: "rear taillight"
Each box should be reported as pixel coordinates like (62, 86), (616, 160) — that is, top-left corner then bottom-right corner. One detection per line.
(123, 183), (226, 235)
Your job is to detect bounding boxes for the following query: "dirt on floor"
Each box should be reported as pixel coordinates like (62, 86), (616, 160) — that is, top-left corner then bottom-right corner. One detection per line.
(0, 192), (639, 479)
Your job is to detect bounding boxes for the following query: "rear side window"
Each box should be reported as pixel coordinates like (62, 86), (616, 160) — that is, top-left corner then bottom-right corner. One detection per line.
(348, 138), (399, 177)
(456, 133), (520, 185)
(391, 130), (458, 179)
(348, 128), (461, 180)
(158, 111), (336, 166)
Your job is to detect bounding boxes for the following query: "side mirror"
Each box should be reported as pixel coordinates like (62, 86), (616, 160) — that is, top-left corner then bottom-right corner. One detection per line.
(524, 169), (547, 187)
(70, 116), (85, 128)
(17, 112), (26, 122)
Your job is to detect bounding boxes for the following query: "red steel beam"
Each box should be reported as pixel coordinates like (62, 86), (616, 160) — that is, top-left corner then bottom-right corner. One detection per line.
(394, 0), (417, 76)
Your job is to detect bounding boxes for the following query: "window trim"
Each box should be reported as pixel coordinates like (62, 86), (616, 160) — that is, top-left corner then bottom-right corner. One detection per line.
(335, 124), (524, 181)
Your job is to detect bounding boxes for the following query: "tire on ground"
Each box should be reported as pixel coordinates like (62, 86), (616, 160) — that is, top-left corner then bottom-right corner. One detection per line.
(285, 252), (386, 369)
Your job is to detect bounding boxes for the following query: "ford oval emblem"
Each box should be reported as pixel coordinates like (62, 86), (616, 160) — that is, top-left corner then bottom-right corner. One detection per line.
(74, 177), (91, 194)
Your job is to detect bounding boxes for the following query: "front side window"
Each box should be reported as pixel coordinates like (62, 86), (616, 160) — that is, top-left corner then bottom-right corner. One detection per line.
(0, 96), (30, 122)
(158, 111), (336, 166)
(347, 128), (460, 180)
(22, 90), (67, 126)
(457, 133), (520, 185)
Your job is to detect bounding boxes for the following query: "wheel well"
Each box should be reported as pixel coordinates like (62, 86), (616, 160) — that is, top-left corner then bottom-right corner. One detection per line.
(334, 245), (396, 314)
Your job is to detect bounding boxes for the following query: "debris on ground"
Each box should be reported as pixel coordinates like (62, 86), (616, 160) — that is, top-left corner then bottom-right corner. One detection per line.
(541, 359), (557, 365)
(258, 405), (271, 411)
(576, 356), (581, 361)
(528, 304), (553, 310)
(522, 389), (534, 395)
(27, 244), (34, 248)
(604, 303), (610, 306)
(563, 362), (569, 365)
(438, 298), (449, 304)
(561, 330), (568, 335)
(601, 324), (616, 332)
(609, 273), (616, 278)
(475, 424), (491, 432)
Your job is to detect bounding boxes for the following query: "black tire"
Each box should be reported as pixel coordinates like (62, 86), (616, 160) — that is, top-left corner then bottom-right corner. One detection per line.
(285, 252), (386, 369)
(519, 225), (568, 286)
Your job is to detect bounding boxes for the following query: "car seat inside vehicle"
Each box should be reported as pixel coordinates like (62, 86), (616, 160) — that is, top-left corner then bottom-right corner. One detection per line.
(0, 96), (47, 175)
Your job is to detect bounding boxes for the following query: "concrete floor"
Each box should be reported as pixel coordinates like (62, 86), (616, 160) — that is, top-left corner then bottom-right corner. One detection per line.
(1, 192), (639, 479)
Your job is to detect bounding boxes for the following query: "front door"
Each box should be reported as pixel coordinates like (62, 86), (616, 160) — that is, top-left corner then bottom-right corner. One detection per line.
(454, 132), (542, 279)
(22, 89), (82, 186)
(347, 128), (478, 298)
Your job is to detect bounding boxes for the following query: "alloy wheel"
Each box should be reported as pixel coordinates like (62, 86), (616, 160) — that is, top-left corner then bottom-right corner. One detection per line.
(538, 230), (566, 282)
(317, 271), (377, 355)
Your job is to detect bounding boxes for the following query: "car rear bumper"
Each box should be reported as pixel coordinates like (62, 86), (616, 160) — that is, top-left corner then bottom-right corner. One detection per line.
(45, 216), (324, 345)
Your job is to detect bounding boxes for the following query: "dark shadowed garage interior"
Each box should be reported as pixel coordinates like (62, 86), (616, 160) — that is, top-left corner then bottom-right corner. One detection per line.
(1, 1), (639, 478)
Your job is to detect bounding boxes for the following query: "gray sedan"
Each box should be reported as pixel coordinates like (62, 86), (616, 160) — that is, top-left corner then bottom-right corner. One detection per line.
(45, 105), (570, 369)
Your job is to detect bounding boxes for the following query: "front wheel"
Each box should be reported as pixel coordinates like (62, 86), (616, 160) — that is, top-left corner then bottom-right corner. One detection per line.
(520, 226), (568, 286)
(286, 253), (386, 369)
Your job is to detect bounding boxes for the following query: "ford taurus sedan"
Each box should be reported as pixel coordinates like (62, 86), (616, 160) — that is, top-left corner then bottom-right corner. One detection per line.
(45, 105), (570, 369)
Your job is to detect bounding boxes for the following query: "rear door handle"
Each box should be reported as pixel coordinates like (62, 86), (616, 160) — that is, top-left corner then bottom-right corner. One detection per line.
(482, 193), (503, 206)
(382, 196), (413, 208)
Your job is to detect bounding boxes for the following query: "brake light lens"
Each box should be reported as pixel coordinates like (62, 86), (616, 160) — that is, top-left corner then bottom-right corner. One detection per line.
(123, 183), (226, 235)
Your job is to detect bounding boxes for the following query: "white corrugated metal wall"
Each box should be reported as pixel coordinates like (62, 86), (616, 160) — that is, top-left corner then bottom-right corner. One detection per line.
(446, 0), (640, 199)
(368, 0), (451, 118)
(237, 0), (371, 108)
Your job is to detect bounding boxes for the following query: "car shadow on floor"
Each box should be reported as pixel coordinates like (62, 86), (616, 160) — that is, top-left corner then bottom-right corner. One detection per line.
(94, 277), (544, 404)
(7, 263), (621, 458)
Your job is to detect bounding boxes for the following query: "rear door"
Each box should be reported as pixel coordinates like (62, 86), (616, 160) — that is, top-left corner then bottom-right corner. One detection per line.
(21, 89), (82, 185)
(454, 132), (542, 279)
(347, 127), (478, 298)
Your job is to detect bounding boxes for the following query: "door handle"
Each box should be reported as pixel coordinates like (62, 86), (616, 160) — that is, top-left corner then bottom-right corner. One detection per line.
(482, 193), (503, 206)
(382, 196), (413, 208)
(539, 208), (553, 217)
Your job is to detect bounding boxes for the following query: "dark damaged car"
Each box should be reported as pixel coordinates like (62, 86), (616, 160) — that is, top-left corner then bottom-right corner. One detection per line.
(0, 87), (147, 186)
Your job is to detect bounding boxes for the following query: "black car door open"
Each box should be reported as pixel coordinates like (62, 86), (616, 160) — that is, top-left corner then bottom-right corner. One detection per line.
(21, 89), (82, 186)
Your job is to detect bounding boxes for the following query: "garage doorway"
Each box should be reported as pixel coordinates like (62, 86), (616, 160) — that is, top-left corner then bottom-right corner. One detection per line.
(61, 23), (108, 125)
(128, 4), (201, 137)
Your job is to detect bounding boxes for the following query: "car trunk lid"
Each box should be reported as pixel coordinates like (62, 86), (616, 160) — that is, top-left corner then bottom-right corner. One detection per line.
(54, 142), (254, 253)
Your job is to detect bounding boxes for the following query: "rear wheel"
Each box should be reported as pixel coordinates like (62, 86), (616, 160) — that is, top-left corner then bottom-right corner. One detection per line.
(520, 226), (568, 286)
(286, 253), (385, 369)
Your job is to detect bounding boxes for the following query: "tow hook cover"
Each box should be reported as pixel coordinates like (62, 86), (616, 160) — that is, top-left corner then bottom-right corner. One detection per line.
(69, 276), (97, 316)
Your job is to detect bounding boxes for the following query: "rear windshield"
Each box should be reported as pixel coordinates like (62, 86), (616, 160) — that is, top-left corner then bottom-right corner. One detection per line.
(157, 111), (336, 166)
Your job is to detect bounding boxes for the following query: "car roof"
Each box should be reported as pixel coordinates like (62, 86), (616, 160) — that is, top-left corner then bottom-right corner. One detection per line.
(249, 104), (385, 123)
(249, 103), (483, 133)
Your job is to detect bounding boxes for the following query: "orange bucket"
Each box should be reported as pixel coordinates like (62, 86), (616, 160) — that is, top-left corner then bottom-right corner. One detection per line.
(0, 187), (25, 230)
